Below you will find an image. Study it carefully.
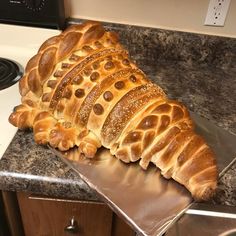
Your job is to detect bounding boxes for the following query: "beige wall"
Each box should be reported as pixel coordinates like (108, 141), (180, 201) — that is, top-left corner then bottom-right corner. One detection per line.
(64, 0), (236, 38)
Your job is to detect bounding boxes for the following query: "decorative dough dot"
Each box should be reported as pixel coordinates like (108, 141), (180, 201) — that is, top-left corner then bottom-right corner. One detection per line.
(104, 61), (114, 70)
(90, 72), (100, 81)
(93, 103), (104, 115)
(129, 75), (137, 82)
(103, 91), (113, 101)
(42, 93), (51, 102)
(72, 75), (83, 85)
(75, 88), (85, 98)
(122, 59), (130, 66)
(115, 81), (125, 89)
(92, 62), (100, 70)
(47, 80), (57, 88)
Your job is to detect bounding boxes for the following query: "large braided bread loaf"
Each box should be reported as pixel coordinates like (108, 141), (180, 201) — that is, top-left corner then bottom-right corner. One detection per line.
(9, 21), (217, 201)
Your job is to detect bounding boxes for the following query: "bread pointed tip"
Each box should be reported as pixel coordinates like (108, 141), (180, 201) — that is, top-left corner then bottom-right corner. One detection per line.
(192, 183), (217, 202)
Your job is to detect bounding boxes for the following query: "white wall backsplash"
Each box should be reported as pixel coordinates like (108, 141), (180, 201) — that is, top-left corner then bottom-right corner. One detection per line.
(64, 0), (236, 38)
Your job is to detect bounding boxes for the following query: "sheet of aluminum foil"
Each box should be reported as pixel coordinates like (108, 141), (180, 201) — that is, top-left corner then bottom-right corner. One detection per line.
(166, 203), (236, 236)
(51, 113), (236, 236)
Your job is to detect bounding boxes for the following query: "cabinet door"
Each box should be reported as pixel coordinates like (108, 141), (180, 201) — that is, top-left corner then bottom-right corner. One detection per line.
(112, 214), (136, 236)
(17, 192), (112, 236)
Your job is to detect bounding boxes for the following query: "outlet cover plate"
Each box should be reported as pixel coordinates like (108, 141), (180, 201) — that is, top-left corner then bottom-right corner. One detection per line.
(204, 0), (231, 26)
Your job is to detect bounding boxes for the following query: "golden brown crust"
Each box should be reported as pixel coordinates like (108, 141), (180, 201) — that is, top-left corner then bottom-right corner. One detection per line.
(49, 48), (127, 110)
(18, 21), (106, 98)
(101, 83), (164, 146)
(8, 99), (38, 129)
(78, 68), (137, 127)
(9, 21), (218, 201)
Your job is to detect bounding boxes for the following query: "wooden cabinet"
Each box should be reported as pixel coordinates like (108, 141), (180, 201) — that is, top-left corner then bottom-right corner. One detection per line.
(15, 192), (135, 236)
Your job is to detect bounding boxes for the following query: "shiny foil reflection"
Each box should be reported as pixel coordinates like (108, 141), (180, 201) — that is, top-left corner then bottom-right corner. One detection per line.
(51, 113), (236, 236)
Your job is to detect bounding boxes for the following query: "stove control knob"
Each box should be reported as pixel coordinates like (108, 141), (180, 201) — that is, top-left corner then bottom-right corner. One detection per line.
(24, 0), (45, 11)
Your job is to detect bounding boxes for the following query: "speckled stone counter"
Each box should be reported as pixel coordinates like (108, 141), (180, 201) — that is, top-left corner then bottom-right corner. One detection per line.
(0, 20), (235, 205)
(0, 129), (100, 201)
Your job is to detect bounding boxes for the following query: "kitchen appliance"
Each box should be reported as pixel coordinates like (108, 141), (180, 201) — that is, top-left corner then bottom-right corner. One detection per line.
(0, 0), (63, 159)
(0, 58), (22, 90)
(0, 0), (65, 29)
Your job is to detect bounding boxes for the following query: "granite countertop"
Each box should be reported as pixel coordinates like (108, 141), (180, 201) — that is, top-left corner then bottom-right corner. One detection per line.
(0, 21), (236, 206)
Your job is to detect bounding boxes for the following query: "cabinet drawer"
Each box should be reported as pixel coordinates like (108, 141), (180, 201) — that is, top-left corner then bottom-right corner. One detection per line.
(17, 192), (112, 236)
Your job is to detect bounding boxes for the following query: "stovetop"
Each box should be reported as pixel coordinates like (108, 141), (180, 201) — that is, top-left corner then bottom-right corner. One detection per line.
(0, 23), (60, 158)
(0, 58), (23, 90)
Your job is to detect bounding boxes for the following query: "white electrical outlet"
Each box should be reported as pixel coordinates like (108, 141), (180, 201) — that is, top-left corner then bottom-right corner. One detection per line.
(204, 0), (231, 26)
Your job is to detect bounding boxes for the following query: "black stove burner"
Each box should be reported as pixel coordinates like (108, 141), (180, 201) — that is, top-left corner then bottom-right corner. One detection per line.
(0, 58), (23, 90)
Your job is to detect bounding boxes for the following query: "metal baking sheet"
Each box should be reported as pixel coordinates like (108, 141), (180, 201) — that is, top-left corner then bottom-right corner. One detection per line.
(51, 113), (236, 236)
